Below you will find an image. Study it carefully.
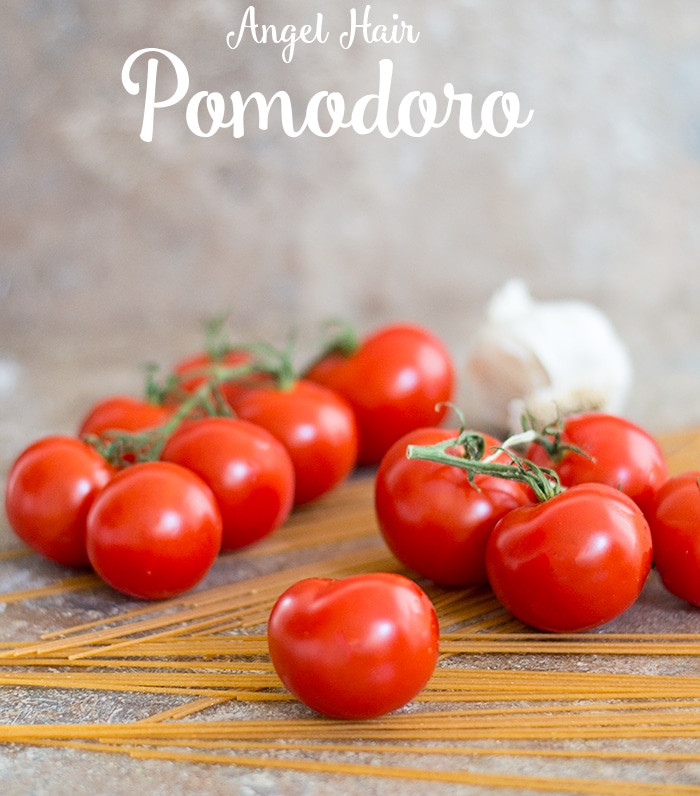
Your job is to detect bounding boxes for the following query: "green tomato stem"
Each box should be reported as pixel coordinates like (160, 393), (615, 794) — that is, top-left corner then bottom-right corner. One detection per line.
(87, 361), (258, 467)
(405, 427), (562, 503)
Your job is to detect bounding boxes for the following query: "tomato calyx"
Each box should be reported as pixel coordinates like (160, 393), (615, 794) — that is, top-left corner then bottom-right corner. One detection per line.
(406, 426), (562, 503)
(518, 411), (594, 464)
(314, 318), (361, 359)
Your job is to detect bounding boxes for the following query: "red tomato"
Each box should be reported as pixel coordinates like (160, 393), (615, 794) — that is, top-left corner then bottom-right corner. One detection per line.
(78, 395), (172, 438)
(526, 412), (668, 517)
(228, 379), (358, 505)
(4, 436), (113, 568)
(169, 349), (272, 411)
(86, 461), (222, 600)
(375, 428), (534, 586)
(267, 573), (439, 719)
(172, 349), (253, 395)
(305, 323), (455, 465)
(647, 472), (700, 606)
(485, 483), (653, 632)
(161, 417), (295, 552)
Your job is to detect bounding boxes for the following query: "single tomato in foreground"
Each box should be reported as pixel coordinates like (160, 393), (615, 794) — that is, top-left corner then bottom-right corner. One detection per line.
(526, 412), (668, 517)
(305, 323), (455, 466)
(78, 395), (172, 439)
(375, 428), (533, 586)
(86, 461), (222, 600)
(485, 483), (653, 633)
(267, 573), (439, 719)
(5, 436), (113, 567)
(647, 471), (700, 606)
(228, 379), (358, 505)
(161, 416), (295, 551)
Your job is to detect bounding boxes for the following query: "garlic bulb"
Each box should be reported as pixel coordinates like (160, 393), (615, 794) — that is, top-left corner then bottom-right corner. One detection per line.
(465, 280), (633, 434)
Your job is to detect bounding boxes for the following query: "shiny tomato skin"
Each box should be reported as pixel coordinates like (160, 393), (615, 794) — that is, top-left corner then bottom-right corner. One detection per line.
(526, 412), (668, 517)
(160, 416), (295, 551)
(375, 428), (534, 586)
(78, 395), (172, 438)
(228, 380), (358, 505)
(86, 461), (222, 600)
(485, 483), (652, 633)
(647, 472), (700, 606)
(305, 324), (455, 466)
(5, 436), (113, 567)
(267, 573), (439, 719)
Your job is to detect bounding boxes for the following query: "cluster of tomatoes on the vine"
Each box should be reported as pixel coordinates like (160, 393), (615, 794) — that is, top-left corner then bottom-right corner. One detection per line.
(3, 321), (454, 602)
(4, 318), (700, 720)
(376, 412), (674, 636)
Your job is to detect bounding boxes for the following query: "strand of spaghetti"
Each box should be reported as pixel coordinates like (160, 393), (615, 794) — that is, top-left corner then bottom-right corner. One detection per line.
(73, 735), (700, 770)
(0, 679), (284, 700)
(9, 649), (700, 690)
(423, 584), (486, 610)
(438, 604), (510, 631)
(9, 736), (700, 796)
(438, 638), (700, 655)
(0, 547), (31, 560)
(438, 613), (524, 642)
(97, 746), (700, 796)
(430, 667), (700, 685)
(8, 737), (700, 796)
(1, 656), (276, 671)
(8, 716), (700, 744)
(184, 616), (255, 637)
(7, 601), (255, 659)
(41, 636), (272, 659)
(427, 670), (700, 690)
(66, 607), (269, 660)
(10, 741), (692, 795)
(445, 632), (700, 641)
(136, 696), (234, 723)
(0, 573), (101, 604)
(8, 652), (700, 701)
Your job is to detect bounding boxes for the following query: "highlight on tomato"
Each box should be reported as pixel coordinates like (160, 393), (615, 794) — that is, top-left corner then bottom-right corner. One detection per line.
(375, 427), (533, 587)
(267, 573), (439, 719)
(407, 428), (653, 633)
(86, 461), (222, 600)
(5, 436), (113, 568)
(525, 411), (669, 518)
(160, 416), (295, 552)
(304, 321), (456, 466)
(647, 471), (700, 607)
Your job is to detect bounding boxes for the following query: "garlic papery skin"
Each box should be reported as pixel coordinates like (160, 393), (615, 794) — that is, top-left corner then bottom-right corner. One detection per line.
(465, 280), (634, 434)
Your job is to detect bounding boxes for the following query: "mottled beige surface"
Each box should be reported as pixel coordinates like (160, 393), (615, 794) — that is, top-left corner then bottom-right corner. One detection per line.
(2, 0), (700, 449)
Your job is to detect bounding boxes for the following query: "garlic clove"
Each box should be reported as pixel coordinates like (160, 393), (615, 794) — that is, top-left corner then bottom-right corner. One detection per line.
(465, 279), (633, 434)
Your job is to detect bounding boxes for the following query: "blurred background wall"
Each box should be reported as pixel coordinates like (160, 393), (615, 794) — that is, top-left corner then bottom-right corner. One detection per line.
(1, 0), (700, 460)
